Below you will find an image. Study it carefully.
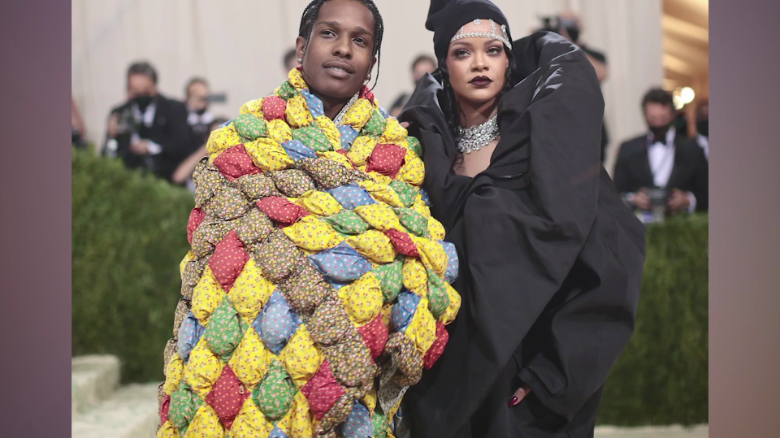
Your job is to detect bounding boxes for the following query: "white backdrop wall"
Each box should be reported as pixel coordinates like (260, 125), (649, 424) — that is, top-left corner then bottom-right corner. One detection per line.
(72, 0), (662, 173)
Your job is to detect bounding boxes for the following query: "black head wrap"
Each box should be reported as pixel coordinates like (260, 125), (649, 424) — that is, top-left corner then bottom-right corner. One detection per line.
(425, 0), (514, 61)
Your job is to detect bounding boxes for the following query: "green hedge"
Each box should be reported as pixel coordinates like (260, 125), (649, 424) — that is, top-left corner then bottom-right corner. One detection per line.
(72, 150), (707, 425)
(72, 149), (193, 383)
(598, 214), (708, 426)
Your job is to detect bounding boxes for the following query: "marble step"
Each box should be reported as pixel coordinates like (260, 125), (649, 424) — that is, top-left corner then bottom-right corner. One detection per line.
(71, 355), (121, 417)
(72, 382), (160, 438)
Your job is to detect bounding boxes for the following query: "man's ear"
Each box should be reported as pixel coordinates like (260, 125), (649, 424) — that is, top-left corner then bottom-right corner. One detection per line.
(295, 36), (307, 63)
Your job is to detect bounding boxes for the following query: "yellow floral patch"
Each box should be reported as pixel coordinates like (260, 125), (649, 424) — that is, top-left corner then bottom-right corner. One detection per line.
(440, 282), (462, 325)
(397, 149), (425, 186)
(240, 98), (264, 119)
(207, 125), (243, 158)
(318, 151), (355, 170)
(267, 119), (294, 144)
(180, 251), (196, 281)
(404, 299), (437, 355)
(402, 257), (428, 298)
(354, 203), (404, 232)
(346, 230), (397, 264)
(184, 404), (225, 438)
(314, 116), (342, 151)
(276, 391), (314, 438)
(358, 180), (404, 208)
(280, 326), (323, 389)
(342, 99), (374, 129)
(427, 217), (446, 241)
(299, 190), (343, 217)
(413, 237), (448, 277)
(228, 258), (275, 323)
(282, 215), (343, 251)
(228, 329), (270, 390)
(184, 338), (223, 398)
(245, 138), (295, 172)
(156, 421), (179, 438)
(163, 353), (184, 395)
(286, 94), (314, 129)
(347, 136), (377, 166)
(192, 267), (226, 326)
(288, 68), (307, 90)
(338, 272), (384, 325)
(380, 118), (408, 144)
(230, 398), (274, 438)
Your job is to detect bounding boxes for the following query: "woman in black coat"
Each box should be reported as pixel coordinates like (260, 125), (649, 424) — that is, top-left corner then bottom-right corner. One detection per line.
(397, 1), (647, 437)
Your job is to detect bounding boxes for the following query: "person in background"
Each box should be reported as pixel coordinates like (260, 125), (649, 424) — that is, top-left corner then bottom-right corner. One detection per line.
(695, 100), (709, 159)
(283, 48), (301, 76)
(104, 61), (198, 182)
(171, 117), (229, 190)
(184, 77), (215, 147)
(72, 97), (88, 148)
(389, 54), (438, 117)
(613, 88), (709, 217)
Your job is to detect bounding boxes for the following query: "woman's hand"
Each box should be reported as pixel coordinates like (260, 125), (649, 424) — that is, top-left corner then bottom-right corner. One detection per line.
(400, 121), (411, 130)
(509, 384), (532, 407)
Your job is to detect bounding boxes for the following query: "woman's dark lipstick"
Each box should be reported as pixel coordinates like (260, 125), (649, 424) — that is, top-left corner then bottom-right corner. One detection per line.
(469, 76), (493, 87)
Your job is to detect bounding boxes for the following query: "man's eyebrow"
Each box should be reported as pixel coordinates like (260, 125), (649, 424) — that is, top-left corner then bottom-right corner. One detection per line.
(316, 20), (373, 37)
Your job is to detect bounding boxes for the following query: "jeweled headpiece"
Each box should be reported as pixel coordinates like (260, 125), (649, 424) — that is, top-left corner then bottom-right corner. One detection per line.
(450, 18), (512, 50)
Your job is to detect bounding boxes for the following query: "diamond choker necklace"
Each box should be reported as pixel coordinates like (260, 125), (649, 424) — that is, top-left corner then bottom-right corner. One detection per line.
(457, 114), (499, 154)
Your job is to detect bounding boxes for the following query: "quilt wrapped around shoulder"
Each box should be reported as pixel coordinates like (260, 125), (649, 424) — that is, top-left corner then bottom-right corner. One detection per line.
(157, 68), (461, 438)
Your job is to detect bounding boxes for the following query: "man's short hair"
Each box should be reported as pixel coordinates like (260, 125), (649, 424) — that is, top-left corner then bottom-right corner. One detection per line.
(283, 48), (298, 69)
(185, 77), (209, 98)
(641, 87), (674, 110)
(127, 61), (158, 85)
(411, 54), (437, 72)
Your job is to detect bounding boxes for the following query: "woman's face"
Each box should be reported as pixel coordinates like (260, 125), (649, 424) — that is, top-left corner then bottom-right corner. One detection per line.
(446, 20), (508, 107)
(296, 0), (376, 102)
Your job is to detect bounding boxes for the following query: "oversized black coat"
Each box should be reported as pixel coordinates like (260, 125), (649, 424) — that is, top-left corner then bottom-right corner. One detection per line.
(398, 32), (647, 438)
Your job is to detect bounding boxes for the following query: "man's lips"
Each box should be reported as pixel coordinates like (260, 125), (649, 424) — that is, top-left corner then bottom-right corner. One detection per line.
(323, 61), (355, 78)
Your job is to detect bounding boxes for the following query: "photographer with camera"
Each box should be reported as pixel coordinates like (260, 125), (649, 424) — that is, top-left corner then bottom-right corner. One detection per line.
(103, 62), (199, 183)
(613, 88), (709, 222)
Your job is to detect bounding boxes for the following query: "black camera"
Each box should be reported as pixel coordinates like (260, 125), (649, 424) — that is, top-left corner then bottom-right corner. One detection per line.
(540, 16), (580, 44)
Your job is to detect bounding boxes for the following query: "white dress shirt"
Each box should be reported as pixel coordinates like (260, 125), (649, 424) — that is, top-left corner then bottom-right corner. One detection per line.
(131, 101), (163, 155)
(645, 127), (696, 213)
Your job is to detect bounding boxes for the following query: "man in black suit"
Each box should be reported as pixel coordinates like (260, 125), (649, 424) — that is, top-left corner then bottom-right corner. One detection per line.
(103, 62), (198, 183)
(614, 88), (709, 215)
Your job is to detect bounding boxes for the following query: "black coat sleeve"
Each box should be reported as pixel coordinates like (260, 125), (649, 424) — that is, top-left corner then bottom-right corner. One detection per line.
(148, 98), (198, 161)
(612, 141), (635, 195)
(690, 145), (709, 212)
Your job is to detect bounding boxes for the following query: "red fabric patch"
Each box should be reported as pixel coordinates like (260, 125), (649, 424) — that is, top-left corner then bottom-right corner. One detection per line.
(359, 86), (375, 102)
(300, 360), (346, 420)
(385, 230), (420, 257)
(213, 144), (262, 181)
(187, 208), (206, 245)
(262, 96), (287, 121)
(366, 144), (407, 179)
(204, 365), (249, 430)
(208, 230), (249, 292)
(423, 323), (449, 369)
(160, 394), (172, 425)
(256, 197), (309, 227)
(357, 314), (389, 360)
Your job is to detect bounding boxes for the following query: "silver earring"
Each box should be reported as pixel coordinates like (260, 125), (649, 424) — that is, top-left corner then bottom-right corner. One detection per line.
(297, 58), (303, 63)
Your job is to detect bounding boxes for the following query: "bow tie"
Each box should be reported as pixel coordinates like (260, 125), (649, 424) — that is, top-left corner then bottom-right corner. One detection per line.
(651, 132), (668, 145)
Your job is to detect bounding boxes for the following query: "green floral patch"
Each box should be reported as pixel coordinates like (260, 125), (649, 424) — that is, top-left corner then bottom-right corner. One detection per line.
(252, 360), (297, 421)
(372, 257), (404, 303)
(204, 297), (245, 362)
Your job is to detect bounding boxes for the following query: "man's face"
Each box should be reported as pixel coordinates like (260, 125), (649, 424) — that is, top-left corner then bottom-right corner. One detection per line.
(127, 74), (157, 100)
(412, 60), (436, 84)
(295, 0), (377, 102)
(187, 82), (209, 112)
(644, 102), (674, 130)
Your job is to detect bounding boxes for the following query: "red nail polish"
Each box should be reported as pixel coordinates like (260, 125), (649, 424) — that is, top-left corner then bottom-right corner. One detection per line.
(508, 396), (518, 407)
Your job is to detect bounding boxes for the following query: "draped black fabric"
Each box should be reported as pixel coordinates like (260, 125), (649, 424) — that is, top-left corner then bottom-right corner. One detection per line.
(398, 31), (647, 438)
